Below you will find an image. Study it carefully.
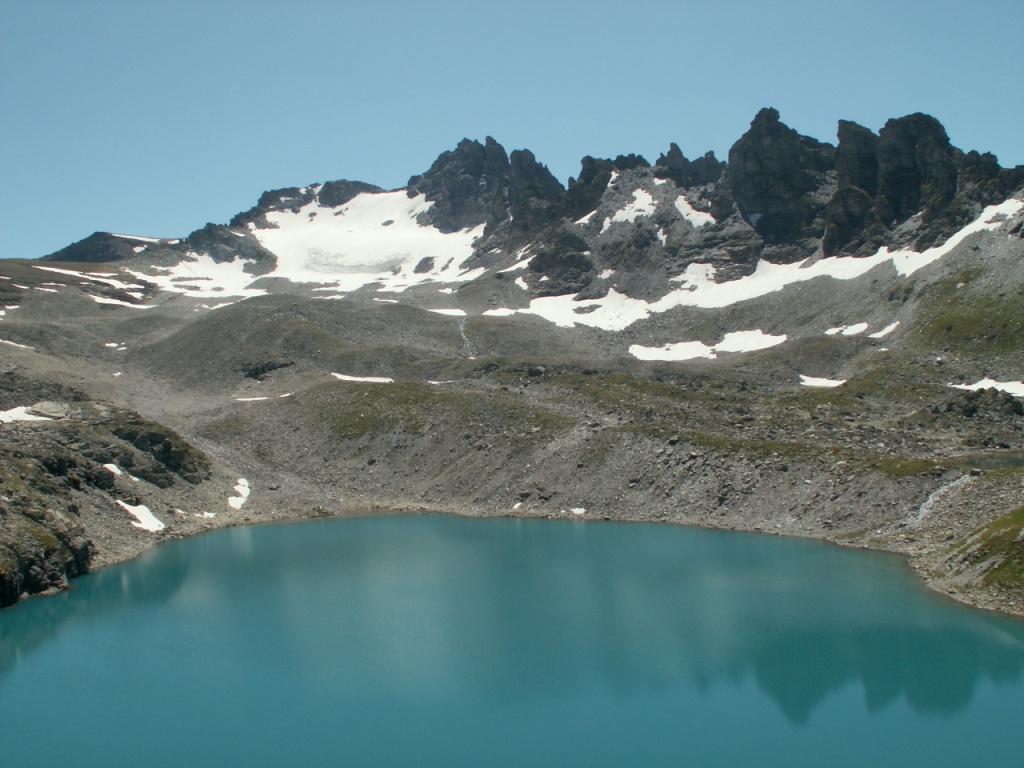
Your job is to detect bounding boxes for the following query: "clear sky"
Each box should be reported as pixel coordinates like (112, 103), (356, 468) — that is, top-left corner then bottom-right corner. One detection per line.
(2, 0), (1021, 260)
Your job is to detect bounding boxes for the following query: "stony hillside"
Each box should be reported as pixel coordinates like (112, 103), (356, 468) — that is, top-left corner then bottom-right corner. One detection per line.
(3, 108), (1023, 613)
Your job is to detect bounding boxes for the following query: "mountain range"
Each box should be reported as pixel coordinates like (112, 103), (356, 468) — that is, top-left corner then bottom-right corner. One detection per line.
(2, 108), (1022, 614)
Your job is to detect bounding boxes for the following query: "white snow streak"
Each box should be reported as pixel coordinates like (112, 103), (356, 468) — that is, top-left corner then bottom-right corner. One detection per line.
(332, 373), (394, 384)
(630, 330), (787, 361)
(868, 322), (900, 339)
(116, 500), (165, 532)
(490, 199), (1023, 332)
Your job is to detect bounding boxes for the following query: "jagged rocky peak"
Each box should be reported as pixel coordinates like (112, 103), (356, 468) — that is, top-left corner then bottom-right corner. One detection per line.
(406, 136), (512, 232)
(726, 107), (837, 253)
(835, 120), (879, 196)
(564, 156), (616, 222)
(823, 112), (1024, 254)
(654, 144), (724, 189)
(507, 148), (564, 237)
(875, 112), (958, 226)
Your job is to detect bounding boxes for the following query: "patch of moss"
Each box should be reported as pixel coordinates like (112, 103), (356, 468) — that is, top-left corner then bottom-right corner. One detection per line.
(954, 505), (1024, 588)
(22, 519), (60, 553)
(913, 271), (1024, 357)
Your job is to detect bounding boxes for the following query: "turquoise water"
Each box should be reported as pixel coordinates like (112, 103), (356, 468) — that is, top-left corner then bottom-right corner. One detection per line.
(2, 515), (1023, 767)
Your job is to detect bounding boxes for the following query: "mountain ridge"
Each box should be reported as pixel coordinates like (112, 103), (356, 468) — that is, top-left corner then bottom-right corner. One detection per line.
(3, 108), (1023, 614)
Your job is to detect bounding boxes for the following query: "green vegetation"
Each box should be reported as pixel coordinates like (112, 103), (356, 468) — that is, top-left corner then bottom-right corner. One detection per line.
(952, 504), (1024, 588)
(913, 270), (1024, 356)
(299, 380), (574, 442)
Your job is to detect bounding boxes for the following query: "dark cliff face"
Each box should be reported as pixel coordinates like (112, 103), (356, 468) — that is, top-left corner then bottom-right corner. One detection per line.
(406, 136), (512, 232)
(725, 107), (836, 250)
(507, 149), (564, 238)
(876, 113), (959, 226)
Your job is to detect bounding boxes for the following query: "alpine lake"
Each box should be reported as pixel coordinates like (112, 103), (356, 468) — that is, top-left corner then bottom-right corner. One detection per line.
(2, 514), (1023, 767)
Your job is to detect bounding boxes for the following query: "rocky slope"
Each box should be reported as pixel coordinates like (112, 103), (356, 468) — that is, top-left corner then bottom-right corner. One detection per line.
(3, 108), (1023, 614)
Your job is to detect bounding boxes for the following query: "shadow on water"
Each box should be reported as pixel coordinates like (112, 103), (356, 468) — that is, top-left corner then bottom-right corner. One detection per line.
(2, 514), (1023, 726)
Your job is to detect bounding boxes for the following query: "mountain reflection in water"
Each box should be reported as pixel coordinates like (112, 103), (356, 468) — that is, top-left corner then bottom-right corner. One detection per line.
(2, 514), (1023, 766)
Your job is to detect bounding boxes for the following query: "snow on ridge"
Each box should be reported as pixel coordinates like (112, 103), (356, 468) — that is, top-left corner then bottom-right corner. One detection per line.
(950, 379), (1024, 398)
(497, 198), (1023, 332)
(887, 198), (1024, 276)
(128, 190), (485, 301)
(629, 329), (787, 361)
(110, 233), (163, 243)
(252, 190), (485, 291)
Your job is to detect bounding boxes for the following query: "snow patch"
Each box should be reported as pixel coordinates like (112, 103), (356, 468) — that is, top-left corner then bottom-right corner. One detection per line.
(868, 322), (900, 339)
(629, 329), (786, 361)
(228, 478), (250, 510)
(601, 189), (655, 233)
(102, 463), (123, 476)
(0, 406), (52, 423)
(950, 379), (1024, 398)
(116, 500), (165, 532)
(90, 296), (154, 309)
(674, 196), (715, 227)
(332, 373), (394, 384)
(429, 308), (466, 316)
(800, 375), (847, 388)
(824, 322), (869, 336)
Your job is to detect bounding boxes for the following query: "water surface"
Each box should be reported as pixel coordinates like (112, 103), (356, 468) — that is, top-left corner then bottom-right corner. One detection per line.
(2, 515), (1023, 767)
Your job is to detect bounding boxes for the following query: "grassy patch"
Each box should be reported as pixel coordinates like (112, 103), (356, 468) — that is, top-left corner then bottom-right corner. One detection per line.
(912, 270), (1024, 357)
(954, 504), (1024, 588)
(302, 380), (573, 441)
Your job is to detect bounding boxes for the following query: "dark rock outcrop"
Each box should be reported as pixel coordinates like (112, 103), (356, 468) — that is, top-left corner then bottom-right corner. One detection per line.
(564, 157), (616, 221)
(42, 232), (153, 263)
(407, 137), (512, 232)
(654, 144), (725, 188)
(726, 107), (836, 252)
(317, 180), (382, 208)
(185, 223), (279, 273)
(875, 113), (958, 227)
(507, 149), (565, 238)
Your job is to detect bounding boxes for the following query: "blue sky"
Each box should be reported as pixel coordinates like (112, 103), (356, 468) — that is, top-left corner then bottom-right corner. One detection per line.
(2, 0), (1021, 260)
